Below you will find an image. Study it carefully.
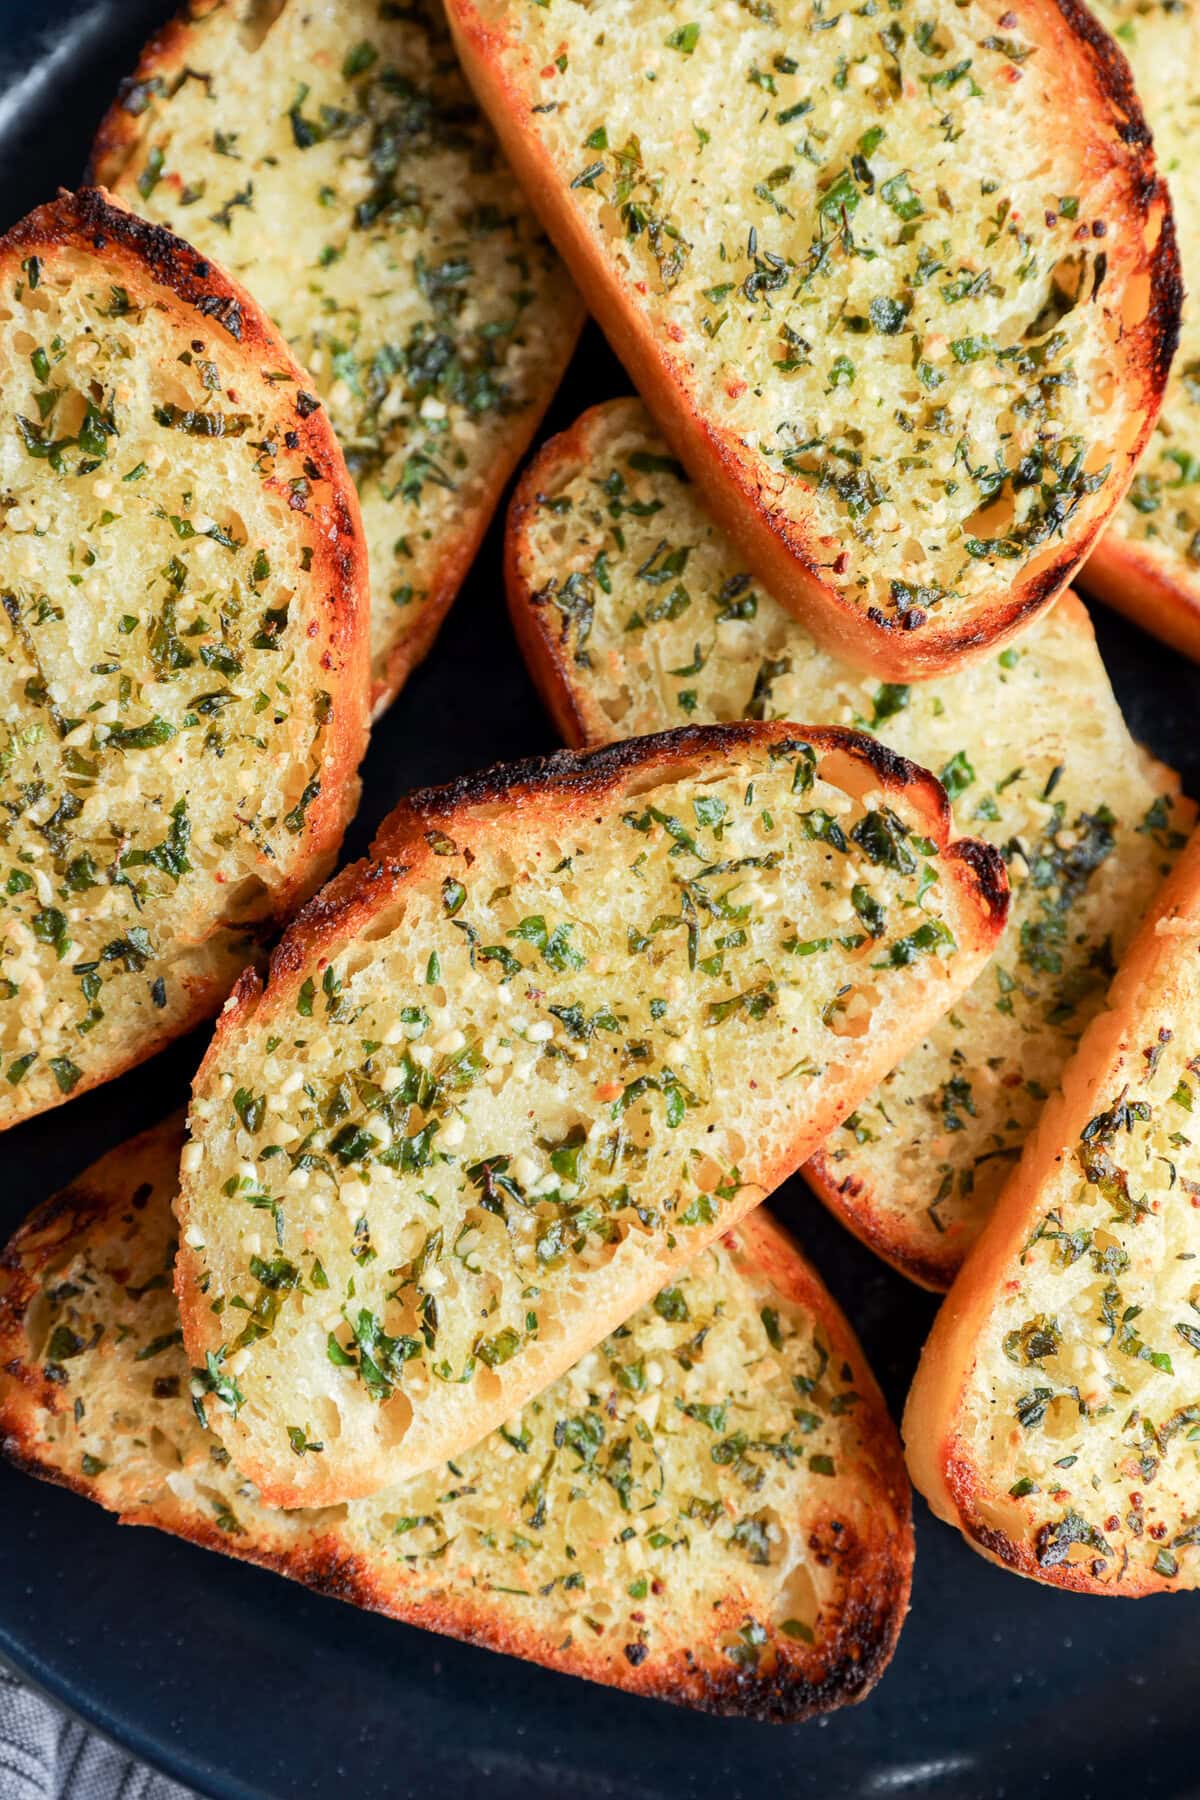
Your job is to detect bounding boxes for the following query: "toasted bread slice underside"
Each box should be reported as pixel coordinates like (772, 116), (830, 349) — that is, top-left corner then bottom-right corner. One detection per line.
(178, 723), (1007, 1506)
(506, 399), (1192, 1288)
(1081, 0), (1200, 662)
(0, 1117), (913, 1720)
(92, 0), (584, 712)
(446, 0), (1178, 678)
(904, 828), (1200, 1594)
(0, 190), (369, 1130)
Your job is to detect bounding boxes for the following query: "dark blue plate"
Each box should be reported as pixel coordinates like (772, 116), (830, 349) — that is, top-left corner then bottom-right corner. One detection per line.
(1, 7), (1198, 1797)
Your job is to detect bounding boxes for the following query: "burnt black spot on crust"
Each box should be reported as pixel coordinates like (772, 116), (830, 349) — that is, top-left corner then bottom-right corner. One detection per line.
(1144, 201), (1184, 392)
(839, 734), (937, 802)
(945, 838), (1010, 930)
(1051, 0), (1151, 149)
(12, 190), (253, 340)
(960, 1509), (1032, 1574)
(289, 1543), (380, 1608)
(376, 723), (952, 844)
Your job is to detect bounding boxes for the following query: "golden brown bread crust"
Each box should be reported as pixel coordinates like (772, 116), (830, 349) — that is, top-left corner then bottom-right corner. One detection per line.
(1081, 533), (1200, 666)
(179, 723), (1007, 1505)
(0, 189), (369, 1125)
(0, 943), (250, 1130)
(0, 1121), (913, 1719)
(373, 722), (997, 902)
(1074, 0), (1200, 668)
(86, 6), (213, 187)
(219, 725), (1010, 1033)
(903, 828), (1200, 1593)
(89, 1), (584, 716)
(799, 1154), (955, 1293)
(6, 189), (369, 918)
(505, 404), (631, 748)
(450, 0), (1180, 679)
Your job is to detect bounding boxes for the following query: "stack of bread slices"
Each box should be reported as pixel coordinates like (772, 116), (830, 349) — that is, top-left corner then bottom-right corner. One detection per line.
(1, 0), (1198, 1725)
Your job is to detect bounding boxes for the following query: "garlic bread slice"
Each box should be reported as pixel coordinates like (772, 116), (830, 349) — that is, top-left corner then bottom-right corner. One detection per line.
(445, 0), (1178, 677)
(0, 190), (369, 1130)
(506, 399), (1192, 1287)
(0, 1116), (913, 1719)
(178, 724), (1006, 1504)
(905, 827), (1200, 1593)
(1083, 0), (1200, 662)
(93, 0), (584, 712)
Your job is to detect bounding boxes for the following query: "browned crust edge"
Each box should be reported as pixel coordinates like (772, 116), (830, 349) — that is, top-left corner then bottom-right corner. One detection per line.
(446, 0), (1181, 679)
(367, 721), (1007, 933)
(88, 0), (586, 718)
(0, 1128), (913, 1719)
(177, 721), (1006, 1504)
(189, 718), (1013, 1055)
(505, 401), (624, 749)
(86, 7), (213, 188)
(1080, 530), (1200, 666)
(367, 321), (584, 713)
(0, 1116), (189, 1405)
(801, 1151), (957, 1293)
(0, 187), (370, 1128)
(1054, 0), (1199, 669)
(0, 950), (250, 1136)
(208, 722), (1008, 1046)
(903, 828), (1200, 1595)
(930, 1439), (1162, 1595)
(4, 188), (372, 905)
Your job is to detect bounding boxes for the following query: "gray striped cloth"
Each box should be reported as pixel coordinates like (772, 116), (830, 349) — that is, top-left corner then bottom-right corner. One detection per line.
(0, 1670), (193, 1800)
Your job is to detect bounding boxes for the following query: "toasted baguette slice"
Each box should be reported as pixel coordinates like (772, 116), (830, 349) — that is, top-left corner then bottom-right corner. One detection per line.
(507, 399), (1193, 1287)
(92, 0), (584, 713)
(1081, 0), (1200, 663)
(445, 0), (1178, 678)
(0, 1119), (913, 1719)
(0, 190), (369, 1130)
(178, 723), (1007, 1505)
(904, 827), (1200, 1594)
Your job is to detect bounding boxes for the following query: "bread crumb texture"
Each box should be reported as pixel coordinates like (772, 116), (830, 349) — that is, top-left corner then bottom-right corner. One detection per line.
(96, 0), (581, 707)
(510, 400), (1192, 1285)
(1094, 0), (1200, 580)
(936, 837), (1200, 1593)
(0, 193), (367, 1129)
(0, 1119), (911, 1717)
(178, 725), (1002, 1500)
(452, 0), (1172, 657)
